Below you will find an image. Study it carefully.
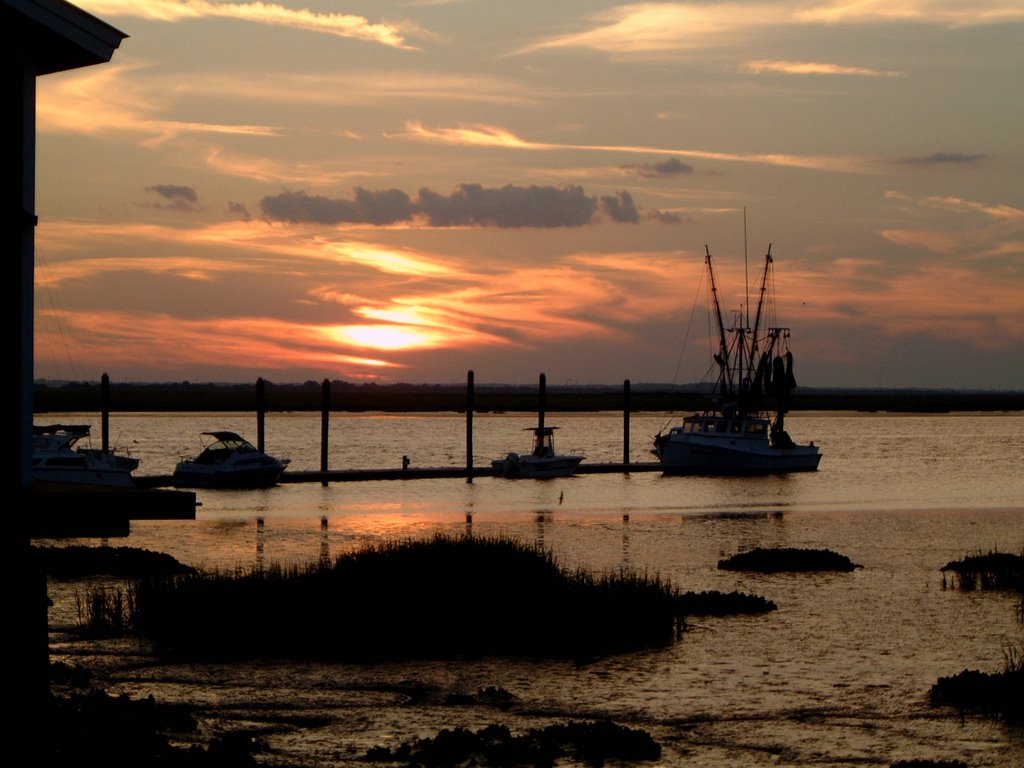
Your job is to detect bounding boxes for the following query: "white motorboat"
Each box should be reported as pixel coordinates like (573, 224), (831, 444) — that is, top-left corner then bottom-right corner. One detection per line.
(492, 426), (585, 479)
(653, 245), (822, 475)
(173, 431), (289, 488)
(32, 424), (140, 487)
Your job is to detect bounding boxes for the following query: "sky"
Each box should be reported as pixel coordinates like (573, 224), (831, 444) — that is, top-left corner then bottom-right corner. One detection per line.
(32, 0), (1024, 389)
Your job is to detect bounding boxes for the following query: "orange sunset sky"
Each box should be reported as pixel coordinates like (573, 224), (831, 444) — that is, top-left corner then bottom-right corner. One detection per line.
(33, 0), (1024, 389)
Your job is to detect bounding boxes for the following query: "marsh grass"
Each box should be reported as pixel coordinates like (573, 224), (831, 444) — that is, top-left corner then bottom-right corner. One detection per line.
(365, 720), (661, 767)
(939, 550), (1023, 592)
(75, 583), (136, 638)
(131, 534), (694, 661)
(929, 642), (1023, 724)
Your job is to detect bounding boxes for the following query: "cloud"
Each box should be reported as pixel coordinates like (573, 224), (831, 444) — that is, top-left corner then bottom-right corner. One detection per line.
(895, 152), (989, 166)
(519, 3), (768, 54)
(796, 1), (1024, 26)
(396, 121), (545, 149)
(620, 158), (695, 178)
(144, 184), (199, 212)
(38, 63), (279, 145)
(147, 184), (197, 203)
(77, 0), (417, 48)
(399, 121), (872, 173)
(599, 191), (640, 223)
(645, 209), (684, 223)
(745, 60), (905, 77)
(885, 191), (1024, 220)
(228, 201), (252, 221)
(261, 184), (645, 228)
(520, 2), (1024, 55)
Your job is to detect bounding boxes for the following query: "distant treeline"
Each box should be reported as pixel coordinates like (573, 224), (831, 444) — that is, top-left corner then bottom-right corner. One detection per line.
(33, 379), (1024, 414)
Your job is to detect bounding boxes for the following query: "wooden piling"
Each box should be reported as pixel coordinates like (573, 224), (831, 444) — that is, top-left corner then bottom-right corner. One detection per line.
(538, 372), (546, 431)
(101, 372), (110, 452)
(623, 379), (631, 466)
(256, 377), (266, 453)
(320, 378), (330, 485)
(466, 370), (474, 483)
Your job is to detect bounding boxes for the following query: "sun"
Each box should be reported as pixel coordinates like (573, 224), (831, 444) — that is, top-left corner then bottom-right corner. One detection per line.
(329, 324), (443, 351)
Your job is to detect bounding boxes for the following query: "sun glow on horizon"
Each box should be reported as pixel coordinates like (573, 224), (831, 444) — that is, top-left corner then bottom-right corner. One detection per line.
(325, 324), (451, 351)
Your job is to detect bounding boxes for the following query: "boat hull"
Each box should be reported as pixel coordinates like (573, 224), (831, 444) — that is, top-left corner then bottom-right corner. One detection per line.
(172, 461), (287, 489)
(33, 466), (138, 488)
(655, 433), (821, 475)
(492, 454), (584, 479)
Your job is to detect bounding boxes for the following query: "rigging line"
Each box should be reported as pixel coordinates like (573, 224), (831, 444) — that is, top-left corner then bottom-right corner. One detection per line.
(657, 258), (708, 436)
(670, 263), (706, 386)
(35, 247), (85, 382)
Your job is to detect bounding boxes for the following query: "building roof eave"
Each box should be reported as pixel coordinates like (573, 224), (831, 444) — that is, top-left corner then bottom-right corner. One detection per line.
(3, 0), (128, 74)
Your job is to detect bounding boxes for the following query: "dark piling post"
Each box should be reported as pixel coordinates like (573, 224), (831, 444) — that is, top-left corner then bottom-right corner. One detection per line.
(101, 372), (110, 452)
(256, 377), (266, 453)
(320, 378), (330, 485)
(466, 370), (474, 482)
(623, 379), (631, 466)
(538, 372), (546, 432)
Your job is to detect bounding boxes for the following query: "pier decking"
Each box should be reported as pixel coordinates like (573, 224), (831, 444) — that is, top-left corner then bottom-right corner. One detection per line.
(134, 461), (664, 488)
(29, 485), (197, 538)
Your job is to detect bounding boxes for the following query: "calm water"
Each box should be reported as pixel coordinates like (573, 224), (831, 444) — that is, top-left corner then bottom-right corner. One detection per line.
(41, 411), (1024, 767)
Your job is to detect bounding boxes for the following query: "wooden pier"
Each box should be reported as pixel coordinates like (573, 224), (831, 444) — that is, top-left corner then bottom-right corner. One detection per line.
(134, 461), (663, 489)
(29, 484), (197, 538)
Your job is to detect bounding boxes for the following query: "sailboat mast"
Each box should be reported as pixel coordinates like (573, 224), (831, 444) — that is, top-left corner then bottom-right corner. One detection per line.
(748, 244), (773, 370)
(743, 207), (750, 331)
(705, 245), (732, 396)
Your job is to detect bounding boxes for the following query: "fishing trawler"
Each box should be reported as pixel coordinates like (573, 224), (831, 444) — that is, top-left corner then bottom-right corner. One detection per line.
(653, 245), (822, 474)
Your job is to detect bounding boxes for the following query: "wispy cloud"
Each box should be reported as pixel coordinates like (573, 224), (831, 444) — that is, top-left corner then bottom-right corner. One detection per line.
(77, 0), (418, 48)
(399, 121), (873, 173)
(745, 60), (905, 77)
(796, 0), (1024, 26)
(895, 152), (988, 166)
(885, 191), (1024, 220)
(521, 2), (1024, 55)
(176, 71), (540, 107)
(36, 309), (403, 375)
(619, 157), (695, 177)
(38, 63), (278, 144)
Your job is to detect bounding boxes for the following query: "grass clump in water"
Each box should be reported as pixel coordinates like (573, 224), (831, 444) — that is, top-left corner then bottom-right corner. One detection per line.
(717, 547), (861, 573)
(940, 550), (1023, 592)
(929, 643), (1023, 725)
(131, 534), (691, 661)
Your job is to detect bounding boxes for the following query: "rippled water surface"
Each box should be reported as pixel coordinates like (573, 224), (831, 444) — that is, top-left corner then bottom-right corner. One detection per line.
(41, 411), (1024, 766)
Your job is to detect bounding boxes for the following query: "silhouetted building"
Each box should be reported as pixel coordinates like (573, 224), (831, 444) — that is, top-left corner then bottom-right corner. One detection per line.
(4, 0), (126, 733)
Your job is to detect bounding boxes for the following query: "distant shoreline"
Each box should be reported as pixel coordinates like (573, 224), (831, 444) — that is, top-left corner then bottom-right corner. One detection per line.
(33, 381), (1024, 414)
